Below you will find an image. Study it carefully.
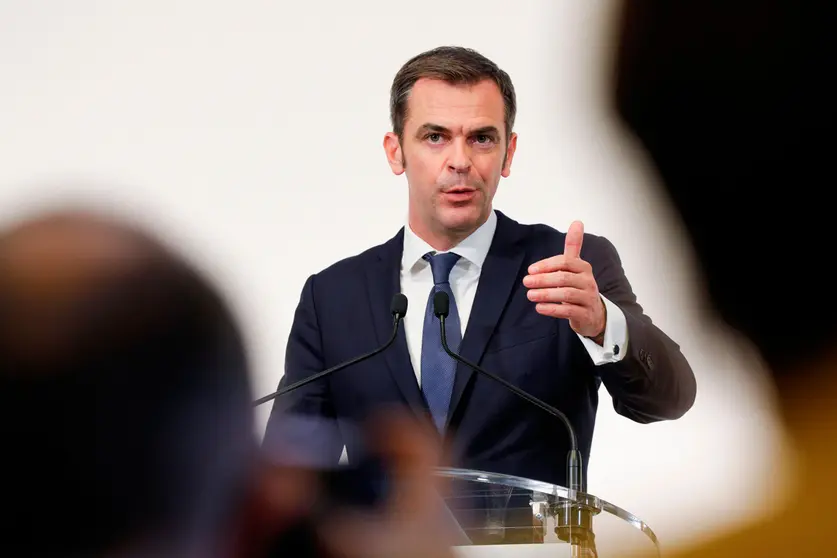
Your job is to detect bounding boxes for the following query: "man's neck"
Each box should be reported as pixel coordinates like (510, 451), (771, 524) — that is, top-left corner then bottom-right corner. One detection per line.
(408, 214), (489, 253)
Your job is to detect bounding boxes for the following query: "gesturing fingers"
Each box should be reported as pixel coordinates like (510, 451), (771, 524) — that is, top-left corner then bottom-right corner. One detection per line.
(527, 255), (590, 275)
(533, 301), (587, 321)
(526, 287), (591, 305)
(563, 221), (584, 259)
(523, 270), (594, 290)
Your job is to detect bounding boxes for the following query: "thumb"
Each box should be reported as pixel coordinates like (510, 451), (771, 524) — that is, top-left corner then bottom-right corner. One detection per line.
(564, 221), (584, 259)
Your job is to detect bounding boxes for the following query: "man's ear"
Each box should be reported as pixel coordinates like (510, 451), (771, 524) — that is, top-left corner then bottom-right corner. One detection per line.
(384, 132), (405, 175)
(501, 132), (518, 178)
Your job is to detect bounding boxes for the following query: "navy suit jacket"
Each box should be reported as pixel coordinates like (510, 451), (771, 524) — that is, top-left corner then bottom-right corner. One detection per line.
(263, 211), (696, 488)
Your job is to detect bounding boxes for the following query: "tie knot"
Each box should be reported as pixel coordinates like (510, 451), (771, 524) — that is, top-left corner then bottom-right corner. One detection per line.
(423, 252), (461, 285)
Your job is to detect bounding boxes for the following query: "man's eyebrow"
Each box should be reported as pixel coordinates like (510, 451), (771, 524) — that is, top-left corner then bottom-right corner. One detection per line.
(414, 124), (501, 137)
(469, 126), (501, 137)
(415, 123), (450, 137)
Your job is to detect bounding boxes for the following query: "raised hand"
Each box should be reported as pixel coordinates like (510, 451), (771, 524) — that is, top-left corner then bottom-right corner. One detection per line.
(522, 221), (606, 341)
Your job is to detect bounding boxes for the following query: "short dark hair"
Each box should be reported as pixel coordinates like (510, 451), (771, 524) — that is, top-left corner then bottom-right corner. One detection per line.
(389, 46), (517, 140)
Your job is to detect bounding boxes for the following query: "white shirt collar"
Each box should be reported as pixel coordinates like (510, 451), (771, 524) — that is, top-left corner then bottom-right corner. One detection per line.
(401, 209), (498, 272)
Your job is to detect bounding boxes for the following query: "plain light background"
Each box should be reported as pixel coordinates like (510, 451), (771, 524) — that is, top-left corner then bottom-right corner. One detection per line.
(0, 0), (795, 552)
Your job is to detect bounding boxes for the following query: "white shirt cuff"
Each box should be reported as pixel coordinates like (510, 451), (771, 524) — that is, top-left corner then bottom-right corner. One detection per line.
(577, 294), (629, 365)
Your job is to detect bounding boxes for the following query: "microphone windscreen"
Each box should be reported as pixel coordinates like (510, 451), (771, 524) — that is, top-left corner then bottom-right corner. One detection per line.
(390, 293), (408, 317)
(433, 291), (449, 318)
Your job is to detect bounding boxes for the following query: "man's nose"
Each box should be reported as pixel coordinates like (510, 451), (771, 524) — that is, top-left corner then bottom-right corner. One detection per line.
(447, 138), (471, 173)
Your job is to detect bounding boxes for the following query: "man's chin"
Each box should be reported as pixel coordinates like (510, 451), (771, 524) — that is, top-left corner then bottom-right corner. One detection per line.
(438, 206), (487, 233)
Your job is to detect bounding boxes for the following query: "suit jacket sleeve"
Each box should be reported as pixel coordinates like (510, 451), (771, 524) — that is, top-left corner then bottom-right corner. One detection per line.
(583, 235), (697, 423)
(261, 274), (344, 466)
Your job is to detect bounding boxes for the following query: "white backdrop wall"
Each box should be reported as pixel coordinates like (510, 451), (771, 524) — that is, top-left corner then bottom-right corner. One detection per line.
(0, 0), (793, 552)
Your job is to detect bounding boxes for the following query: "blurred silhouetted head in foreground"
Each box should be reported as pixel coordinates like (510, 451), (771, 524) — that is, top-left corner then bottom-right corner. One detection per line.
(0, 211), (255, 557)
(613, 1), (836, 381)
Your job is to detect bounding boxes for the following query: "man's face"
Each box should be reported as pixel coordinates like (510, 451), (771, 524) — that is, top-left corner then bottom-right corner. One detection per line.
(384, 78), (517, 246)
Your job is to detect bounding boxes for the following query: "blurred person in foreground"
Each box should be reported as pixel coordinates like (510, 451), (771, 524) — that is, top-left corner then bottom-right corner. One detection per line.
(613, 1), (836, 556)
(0, 210), (454, 558)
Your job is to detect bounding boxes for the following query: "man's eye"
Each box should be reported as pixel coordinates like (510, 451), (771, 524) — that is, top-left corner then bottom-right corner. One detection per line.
(427, 133), (443, 142)
(474, 135), (493, 144)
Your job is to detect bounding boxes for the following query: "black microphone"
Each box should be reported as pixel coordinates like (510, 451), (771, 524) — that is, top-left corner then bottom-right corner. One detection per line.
(253, 294), (409, 514)
(433, 291), (595, 552)
(253, 293), (408, 407)
(432, 290), (582, 492)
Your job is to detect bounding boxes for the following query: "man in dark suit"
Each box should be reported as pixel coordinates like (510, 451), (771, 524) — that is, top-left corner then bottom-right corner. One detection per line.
(264, 46), (696, 502)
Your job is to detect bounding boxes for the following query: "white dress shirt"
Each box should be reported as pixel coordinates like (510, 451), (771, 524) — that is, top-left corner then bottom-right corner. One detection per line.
(400, 210), (629, 386)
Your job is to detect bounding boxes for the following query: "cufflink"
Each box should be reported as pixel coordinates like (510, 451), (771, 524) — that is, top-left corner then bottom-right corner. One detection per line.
(613, 345), (620, 356)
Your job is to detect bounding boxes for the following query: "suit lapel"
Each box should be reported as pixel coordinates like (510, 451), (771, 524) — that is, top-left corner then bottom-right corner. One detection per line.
(447, 211), (527, 422)
(365, 230), (428, 415)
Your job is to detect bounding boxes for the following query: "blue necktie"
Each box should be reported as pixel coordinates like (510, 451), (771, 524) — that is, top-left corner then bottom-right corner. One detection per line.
(421, 251), (462, 431)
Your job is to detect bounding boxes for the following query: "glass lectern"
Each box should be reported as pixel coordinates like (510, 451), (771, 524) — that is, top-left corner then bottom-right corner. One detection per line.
(437, 467), (660, 558)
